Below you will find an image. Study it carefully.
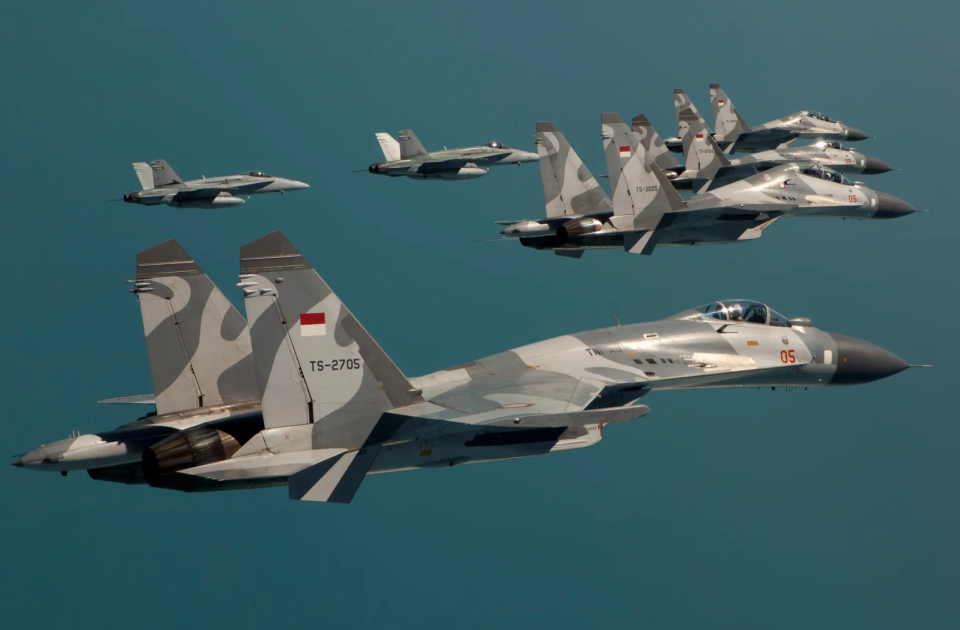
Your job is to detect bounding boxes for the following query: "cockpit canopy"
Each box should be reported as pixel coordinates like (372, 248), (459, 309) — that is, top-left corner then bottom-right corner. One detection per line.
(676, 300), (792, 327)
(817, 140), (846, 150)
(807, 111), (834, 123)
(248, 171), (273, 178)
(486, 142), (509, 149)
(800, 163), (854, 185)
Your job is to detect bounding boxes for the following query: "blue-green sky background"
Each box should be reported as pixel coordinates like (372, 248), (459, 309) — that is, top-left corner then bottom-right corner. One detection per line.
(1, 2), (956, 628)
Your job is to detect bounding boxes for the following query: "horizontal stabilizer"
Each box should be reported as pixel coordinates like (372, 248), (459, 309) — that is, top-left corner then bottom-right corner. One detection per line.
(98, 394), (156, 405)
(484, 405), (649, 428)
(288, 446), (381, 503)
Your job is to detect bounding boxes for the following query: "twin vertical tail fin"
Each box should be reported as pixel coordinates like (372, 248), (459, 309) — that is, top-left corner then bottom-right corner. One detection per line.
(134, 240), (259, 415)
(631, 114), (680, 172)
(678, 107), (730, 182)
(600, 113), (685, 255)
(132, 163), (155, 190)
(673, 89), (711, 140)
(536, 121), (612, 219)
(375, 133), (401, 161)
(240, 231), (423, 444)
(709, 83), (750, 143)
(397, 130), (429, 159)
(148, 159), (184, 188)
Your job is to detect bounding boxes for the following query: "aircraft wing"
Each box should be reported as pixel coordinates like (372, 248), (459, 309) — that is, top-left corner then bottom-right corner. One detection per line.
(97, 394), (156, 405)
(170, 188), (225, 202)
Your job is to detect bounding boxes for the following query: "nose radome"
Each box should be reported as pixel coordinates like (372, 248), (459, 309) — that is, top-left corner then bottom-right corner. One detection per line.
(828, 333), (909, 385)
(846, 127), (869, 141)
(292, 180), (310, 190)
(874, 191), (918, 219)
(862, 156), (894, 175)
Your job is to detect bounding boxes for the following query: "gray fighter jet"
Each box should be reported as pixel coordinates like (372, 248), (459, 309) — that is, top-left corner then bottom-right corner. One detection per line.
(667, 87), (869, 154)
(14, 233), (921, 503)
(497, 116), (916, 257)
(671, 108), (893, 191)
(123, 160), (309, 209)
(708, 84), (870, 153)
(368, 130), (539, 180)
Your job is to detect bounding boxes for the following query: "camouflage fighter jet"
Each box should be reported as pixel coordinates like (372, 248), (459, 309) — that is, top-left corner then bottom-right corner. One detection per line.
(368, 130), (539, 180)
(497, 116), (916, 257)
(13, 233), (921, 503)
(123, 160), (309, 209)
(709, 83), (870, 153)
(672, 108), (893, 191)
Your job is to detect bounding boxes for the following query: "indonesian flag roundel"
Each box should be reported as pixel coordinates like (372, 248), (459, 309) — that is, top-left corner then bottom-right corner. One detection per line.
(300, 312), (326, 336)
(618, 145), (630, 158)
(718, 99), (725, 105)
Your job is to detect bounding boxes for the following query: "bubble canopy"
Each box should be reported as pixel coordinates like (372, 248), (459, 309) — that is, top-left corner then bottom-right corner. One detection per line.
(672, 300), (792, 327)
(248, 171), (273, 178)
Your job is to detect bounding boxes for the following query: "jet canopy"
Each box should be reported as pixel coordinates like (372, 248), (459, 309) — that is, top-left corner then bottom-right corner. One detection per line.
(816, 140), (847, 150)
(800, 163), (854, 185)
(486, 142), (509, 149)
(248, 171), (273, 178)
(807, 111), (835, 122)
(675, 300), (792, 327)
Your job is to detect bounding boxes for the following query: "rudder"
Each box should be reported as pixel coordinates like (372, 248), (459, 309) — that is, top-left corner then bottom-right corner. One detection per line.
(536, 121), (612, 219)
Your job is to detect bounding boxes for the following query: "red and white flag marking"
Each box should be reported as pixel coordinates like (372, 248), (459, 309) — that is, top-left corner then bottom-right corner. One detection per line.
(300, 312), (326, 336)
(695, 133), (704, 141)
(618, 145), (631, 158)
(717, 99), (725, 105)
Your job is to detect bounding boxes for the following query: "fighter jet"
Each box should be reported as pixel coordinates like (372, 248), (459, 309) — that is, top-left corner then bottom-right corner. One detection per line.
(665, 87), (870, 155)
(496, 116), (917, 257)
(368, 130), (539, 180)
(123, 160), (309, 209)
(671, 108), (893, 191)
(708, 83), (870, 153)
(13, 232), (921, 503)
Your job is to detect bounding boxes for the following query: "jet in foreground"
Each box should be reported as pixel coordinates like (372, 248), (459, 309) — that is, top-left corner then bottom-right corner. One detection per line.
(14, 233), (920, 503)
(368, 130), (538, 180)
(497, 116), (916, 257)
(123, 160), (309, 209)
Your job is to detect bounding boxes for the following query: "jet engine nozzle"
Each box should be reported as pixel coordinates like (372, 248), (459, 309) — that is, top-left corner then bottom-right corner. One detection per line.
(142, 426), (240, 485)
(369, 163), (382, 174)
(123, 192), (140, 204)
(557, 218), (602, 243)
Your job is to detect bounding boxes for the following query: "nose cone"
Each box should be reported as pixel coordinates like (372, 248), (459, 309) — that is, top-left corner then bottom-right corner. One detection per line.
(874, 191), (918, 219)
(862, 156), (894, 175)
(845, 127), (869, 141)
(289, 180), (309, 190)
(828, 333), (909, 385)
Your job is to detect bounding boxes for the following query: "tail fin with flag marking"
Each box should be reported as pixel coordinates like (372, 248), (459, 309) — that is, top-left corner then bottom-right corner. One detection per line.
(240, 231), (424, 444)
(678, 107), (731, 183)
(134, 239), (259, 415)
(710, 83), (751, 144)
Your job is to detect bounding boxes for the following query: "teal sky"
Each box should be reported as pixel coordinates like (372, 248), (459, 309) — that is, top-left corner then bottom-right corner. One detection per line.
(1, 2), (956, 628)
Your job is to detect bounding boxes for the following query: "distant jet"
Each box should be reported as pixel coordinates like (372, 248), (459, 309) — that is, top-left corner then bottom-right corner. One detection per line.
(123, 160), (308, 209)
(13, 233), (921, 504)
(668, 87), (870, 154)
(495, 116), (916, 257)
(368, 129), (539, 180)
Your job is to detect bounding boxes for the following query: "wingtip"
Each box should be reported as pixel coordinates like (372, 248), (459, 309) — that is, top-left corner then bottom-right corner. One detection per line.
(536, 121), (559, 133)
(137, 239), (201, 278)
(601, 112), (625, 125)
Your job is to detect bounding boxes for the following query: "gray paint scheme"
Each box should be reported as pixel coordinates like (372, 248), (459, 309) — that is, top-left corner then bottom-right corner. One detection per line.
(369, 129), (538, 180)
(124, 160), (309, 209)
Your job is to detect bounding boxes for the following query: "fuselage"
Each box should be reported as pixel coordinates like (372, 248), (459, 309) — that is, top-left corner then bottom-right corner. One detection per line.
(369, 145), (538, 179)
(124, 174), (309, 208)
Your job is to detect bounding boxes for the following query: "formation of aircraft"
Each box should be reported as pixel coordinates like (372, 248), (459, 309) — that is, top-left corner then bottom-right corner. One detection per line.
(13, 233), (919, 503)
(368, 130), (539, 180)
(123, 160), (309, 209)
(495, 112), (915, 257)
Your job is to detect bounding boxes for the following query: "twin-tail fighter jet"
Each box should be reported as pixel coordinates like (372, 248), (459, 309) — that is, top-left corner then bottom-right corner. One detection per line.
(496, 115), (916, 257)
(13, 233), (921, 503)
(368, 130), (538, 180)
(123, 159), (309, 209)
(669, 86), (870, 154)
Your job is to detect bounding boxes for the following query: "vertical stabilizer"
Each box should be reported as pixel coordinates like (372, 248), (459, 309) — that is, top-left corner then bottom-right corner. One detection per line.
(678, 107), (730, 181)
(631, 114), (680, 172)
(397, 130), (429, 159)
(375, 133), (401, 161)
(133, 162), (155, 190)
(536, 121), (612, 219)
(149, 160), (185, 188)
(135, 240), (259, 415)
(710, 83), (750, 143)
(673, 89), (711, 139)
(240, 231), (423, 444)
